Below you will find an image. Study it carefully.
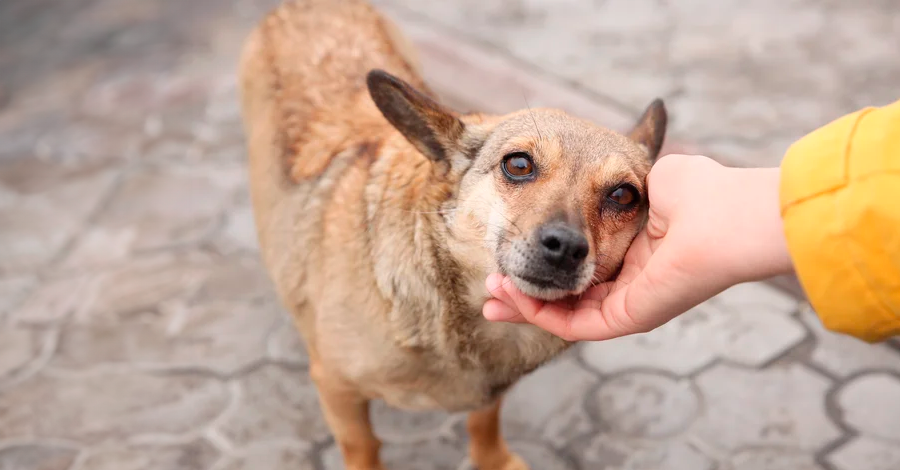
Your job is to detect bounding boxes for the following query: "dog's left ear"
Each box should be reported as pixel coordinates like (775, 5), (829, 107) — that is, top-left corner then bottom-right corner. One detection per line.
(627, 99), (667, 162)
(367, 69), (465, 165)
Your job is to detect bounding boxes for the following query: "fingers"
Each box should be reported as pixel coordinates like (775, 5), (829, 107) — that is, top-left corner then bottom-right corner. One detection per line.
(483, 299), (525, 322)
(485, 273), (512, 304)
(483, 272), (660, 341)
(505, 285), (578, 340)
(484, 274), (527, 323)
(484, 275), (620, 341)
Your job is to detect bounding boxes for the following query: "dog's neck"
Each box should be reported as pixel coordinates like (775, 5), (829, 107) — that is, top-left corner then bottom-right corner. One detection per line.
(378, 153), (568, 374)
(441, 207), (497, 309)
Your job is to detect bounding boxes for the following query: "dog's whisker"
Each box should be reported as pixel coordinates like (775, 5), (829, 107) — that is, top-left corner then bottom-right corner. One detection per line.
(522, 92), (544, 143)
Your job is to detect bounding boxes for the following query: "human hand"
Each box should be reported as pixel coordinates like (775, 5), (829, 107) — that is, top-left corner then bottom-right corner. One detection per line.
(483, 154), (793, 341)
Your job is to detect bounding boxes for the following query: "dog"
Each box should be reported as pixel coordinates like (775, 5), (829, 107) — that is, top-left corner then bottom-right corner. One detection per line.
(239, 1), (666, 468)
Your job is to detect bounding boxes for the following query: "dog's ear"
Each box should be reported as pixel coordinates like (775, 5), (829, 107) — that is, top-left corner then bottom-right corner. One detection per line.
(367, 69), (465, 163)
(627, 99), (667, 162)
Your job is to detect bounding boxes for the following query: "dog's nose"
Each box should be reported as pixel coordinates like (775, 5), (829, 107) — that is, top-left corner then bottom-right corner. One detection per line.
(538, 224), (589, 271)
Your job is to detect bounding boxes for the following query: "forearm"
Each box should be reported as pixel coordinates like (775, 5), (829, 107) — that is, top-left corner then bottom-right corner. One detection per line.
(719, 167), (793, 283)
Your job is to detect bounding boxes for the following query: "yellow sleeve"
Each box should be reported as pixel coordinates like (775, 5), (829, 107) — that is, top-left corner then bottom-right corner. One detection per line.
(780, 100), (900, 342)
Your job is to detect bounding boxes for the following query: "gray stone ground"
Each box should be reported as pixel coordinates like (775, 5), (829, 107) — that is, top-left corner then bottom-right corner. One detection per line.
(383, 0), (900, 167)
(1, 1), (898, 470)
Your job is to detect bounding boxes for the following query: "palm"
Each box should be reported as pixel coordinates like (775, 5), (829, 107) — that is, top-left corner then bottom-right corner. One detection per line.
(559, 229), (658, 340)
(483, 229), (661, 341)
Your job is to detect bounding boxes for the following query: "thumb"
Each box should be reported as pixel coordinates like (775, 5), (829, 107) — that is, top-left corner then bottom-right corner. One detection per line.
(601, 242), (685, 336)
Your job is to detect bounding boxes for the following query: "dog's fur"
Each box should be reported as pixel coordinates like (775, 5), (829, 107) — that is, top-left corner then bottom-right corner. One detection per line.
(239, 1), (666, 468)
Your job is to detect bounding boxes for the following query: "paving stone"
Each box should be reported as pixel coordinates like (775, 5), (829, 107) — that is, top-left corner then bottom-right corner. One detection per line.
(663, 2), (848, 161)
(26, 121), (142, 165)
(9, 274), (95, 325)
(569, 434), (715, 470)
(692, 364), (841, 452)
(0, 129), (128, 193)
(590, 372), (700, 439)
(827, 436), (900, 470)
(457, 441), (576, 470)
(215, 364), (331, 446)
(0, 326), (43, 380)
(0, 156), (118, 275)
(820, 4), (900, 111)
(506, 442), (576, 470)
(142, 116), (243, 165)
(322, 438), (465, 470)
(80, 69), (212, 135)
(709, 305), (807, 368)
(0, 371), (228, 444)
(730, 448), (824, 470)
(389, 0), (899, 167)
(80, 440), (219, 470)
(266, 316), (309, 367)
(203, 80), (242, 130)
(384, 0), (677, 112)
(0, 111), (61, 160)
(62, 163), (245, 268)
(566, 433), (631, 469)
(73, 252), (213, 320)
(191, 255), (274, 303)
(203, 141), (248, 164)
(581, 292), (806, 375)
(614, 443), (715, 470)
(800, 306), (900, 378)
(710, 282), (800, 316)
(141, 138), (206, 165)
(371, 400), (454, 444)
(216, 444), (314, 470)
(580, 304), (719, 376)
(0, 276), (34, 319)
(0, 443), (78, 470)
(49, 296), (280, 375)
(836, 373), (900, 442)
(501, 355), (600, 447)
(211, 203), (260, 255)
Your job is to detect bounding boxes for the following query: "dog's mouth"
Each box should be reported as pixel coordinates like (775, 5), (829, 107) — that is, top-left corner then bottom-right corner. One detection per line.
(510, 277), (571, 301)
(495, 238), (596, 301)
(506, 271), (587, 301)
(513, 273), (568, 290)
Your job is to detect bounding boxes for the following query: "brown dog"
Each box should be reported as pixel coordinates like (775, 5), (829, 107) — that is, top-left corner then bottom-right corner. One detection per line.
(239, 1), (666, 468)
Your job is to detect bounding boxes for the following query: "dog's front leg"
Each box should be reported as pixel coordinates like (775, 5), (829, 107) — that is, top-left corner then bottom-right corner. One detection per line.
(467, 399), (529, 470)
(310, 361), (384, 470)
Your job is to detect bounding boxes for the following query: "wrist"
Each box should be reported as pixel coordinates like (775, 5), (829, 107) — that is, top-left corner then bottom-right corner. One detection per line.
(720, 167), (793, 283)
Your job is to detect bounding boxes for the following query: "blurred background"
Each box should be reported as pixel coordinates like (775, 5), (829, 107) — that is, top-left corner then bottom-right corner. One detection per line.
(1, 0), (898, 469)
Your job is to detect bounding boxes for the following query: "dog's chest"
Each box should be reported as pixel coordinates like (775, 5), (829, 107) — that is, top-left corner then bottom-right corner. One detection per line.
(372, 359), (526, 412)
(370, 320), (569, 412)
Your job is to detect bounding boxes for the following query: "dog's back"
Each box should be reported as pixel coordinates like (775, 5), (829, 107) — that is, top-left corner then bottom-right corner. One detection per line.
(239, 0), (427, 335)
(239, 0), (427, 182)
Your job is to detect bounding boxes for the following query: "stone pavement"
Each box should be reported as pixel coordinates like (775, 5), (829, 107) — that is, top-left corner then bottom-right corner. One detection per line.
(1, 1), (898, 470)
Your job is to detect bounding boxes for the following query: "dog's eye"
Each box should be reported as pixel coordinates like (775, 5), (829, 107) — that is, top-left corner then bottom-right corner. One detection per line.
(502, 152), (535, 180)
(607, 184), (639, 207)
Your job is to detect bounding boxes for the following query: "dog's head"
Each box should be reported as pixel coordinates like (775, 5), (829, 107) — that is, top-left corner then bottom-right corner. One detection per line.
(367, 70), (666, 300)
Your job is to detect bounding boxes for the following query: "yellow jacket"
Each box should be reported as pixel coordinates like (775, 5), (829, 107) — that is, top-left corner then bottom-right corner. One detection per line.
(780, 99), (900, 342)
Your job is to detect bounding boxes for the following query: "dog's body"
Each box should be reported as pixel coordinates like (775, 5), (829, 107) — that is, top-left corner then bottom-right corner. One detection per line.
(240, 1), (665, 468)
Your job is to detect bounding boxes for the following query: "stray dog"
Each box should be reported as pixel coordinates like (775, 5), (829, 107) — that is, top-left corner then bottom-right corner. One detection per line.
(239, 1), (666, 468)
